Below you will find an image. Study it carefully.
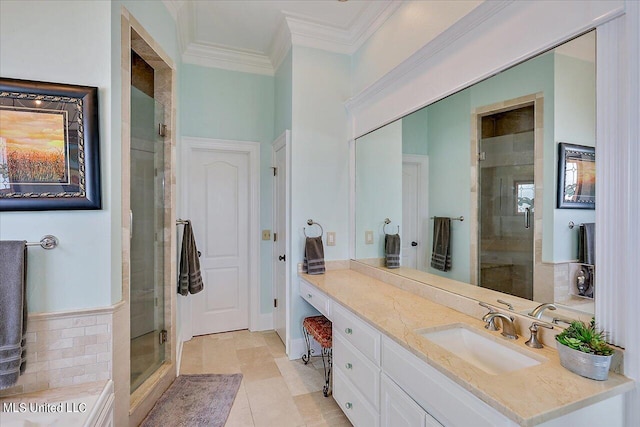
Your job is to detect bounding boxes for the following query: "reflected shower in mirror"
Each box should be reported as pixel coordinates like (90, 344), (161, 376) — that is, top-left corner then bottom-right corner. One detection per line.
(354, 31), (596, 323)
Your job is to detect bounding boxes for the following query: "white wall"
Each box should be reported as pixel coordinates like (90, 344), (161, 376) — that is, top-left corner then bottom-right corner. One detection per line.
(0, 0), (112, 313)
(290, 46), (351, 341)
(351, 0), (482, 95)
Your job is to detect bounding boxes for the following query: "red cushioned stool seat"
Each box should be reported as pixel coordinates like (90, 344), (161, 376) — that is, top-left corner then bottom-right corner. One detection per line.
(302, 315), (332, 396)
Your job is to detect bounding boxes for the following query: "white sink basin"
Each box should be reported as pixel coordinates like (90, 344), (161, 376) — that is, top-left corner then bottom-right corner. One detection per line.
(416, 323), (545, 375)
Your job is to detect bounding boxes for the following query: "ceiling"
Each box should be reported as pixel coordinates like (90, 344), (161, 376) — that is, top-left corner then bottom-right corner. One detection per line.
(163, 0), (402, 75)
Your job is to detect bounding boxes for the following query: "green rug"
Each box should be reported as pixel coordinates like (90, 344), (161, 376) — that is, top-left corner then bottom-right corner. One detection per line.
(140, 374), (243, 427)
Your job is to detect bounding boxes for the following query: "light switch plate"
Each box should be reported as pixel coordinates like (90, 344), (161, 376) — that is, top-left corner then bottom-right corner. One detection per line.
(327, 232), (336, 246)
(365, 230), (374, 244)
(262, 230), (271, 240)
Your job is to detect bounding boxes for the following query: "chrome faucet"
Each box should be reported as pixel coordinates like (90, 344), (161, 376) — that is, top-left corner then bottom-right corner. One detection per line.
(482, 312), (518, 340)
(529, 303), (557, 319)
(525, 322), (554, 348)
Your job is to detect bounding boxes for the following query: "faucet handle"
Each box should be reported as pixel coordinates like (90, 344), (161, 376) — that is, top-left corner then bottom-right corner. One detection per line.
(479, 302), (499, 331)
(525, 322), (554, 348)
(497, 299), (514, 310)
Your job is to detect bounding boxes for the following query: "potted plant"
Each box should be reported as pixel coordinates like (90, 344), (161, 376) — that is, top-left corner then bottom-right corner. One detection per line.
(555, 318), (614, 381)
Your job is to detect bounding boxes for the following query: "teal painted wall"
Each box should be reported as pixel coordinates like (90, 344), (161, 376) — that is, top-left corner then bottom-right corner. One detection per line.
(0, 0), (113, 313)
(180, 64), (276, 314)
(290, 46), (351, 340)
(355, 120), (403, 259)
(425, 90), (473, 280)
(553, 53), (596, 262)
(402, 108), (429, 155)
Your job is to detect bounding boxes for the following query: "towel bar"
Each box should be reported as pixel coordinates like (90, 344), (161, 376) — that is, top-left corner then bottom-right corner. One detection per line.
(176, 219), (189, 225)
(25, 235), (59, 250)
(430, 216), (464, 221)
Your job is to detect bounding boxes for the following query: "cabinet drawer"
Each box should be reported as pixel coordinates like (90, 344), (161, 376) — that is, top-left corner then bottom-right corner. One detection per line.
(334, 332), (380, 409)
(381, 374), (442, 427)
(299, 279), (329, 317)
(333, 368), (379, 427)
(382, 337), (515, 427)
(333, 303), (380, 365)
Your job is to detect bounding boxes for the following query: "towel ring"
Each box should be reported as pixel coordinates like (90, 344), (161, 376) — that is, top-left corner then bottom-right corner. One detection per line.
(304, 219), (323, 238)
(383, 218), (399, 235)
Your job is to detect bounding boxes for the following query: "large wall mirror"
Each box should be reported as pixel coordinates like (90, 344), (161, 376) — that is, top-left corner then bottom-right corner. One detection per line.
(354, 31), (596, 324)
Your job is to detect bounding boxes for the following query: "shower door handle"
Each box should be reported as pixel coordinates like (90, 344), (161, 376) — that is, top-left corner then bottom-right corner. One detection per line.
(129, 210), (133, 239)
(524, 207), (531, 229)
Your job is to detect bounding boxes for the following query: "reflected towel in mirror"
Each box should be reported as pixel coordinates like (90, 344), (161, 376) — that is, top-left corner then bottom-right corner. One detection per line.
(431, 217), (452, 271)
(385, 234), (401, 269)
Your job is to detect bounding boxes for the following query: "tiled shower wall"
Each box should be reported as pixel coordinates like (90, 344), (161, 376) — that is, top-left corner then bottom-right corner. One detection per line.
(0, 306), (118, 397)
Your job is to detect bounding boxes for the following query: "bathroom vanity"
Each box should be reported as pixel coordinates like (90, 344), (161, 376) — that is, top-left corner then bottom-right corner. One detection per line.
(299, 269), (632, 427)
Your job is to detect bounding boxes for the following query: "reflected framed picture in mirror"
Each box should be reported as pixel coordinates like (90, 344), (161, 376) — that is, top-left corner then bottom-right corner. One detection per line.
(557, 143), (595, 209)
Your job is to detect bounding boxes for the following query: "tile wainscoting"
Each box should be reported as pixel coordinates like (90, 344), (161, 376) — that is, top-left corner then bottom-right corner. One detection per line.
(0, 302), (124, 397)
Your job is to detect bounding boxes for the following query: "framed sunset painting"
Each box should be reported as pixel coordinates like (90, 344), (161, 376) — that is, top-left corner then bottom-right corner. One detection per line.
(0, 78), (100, 210)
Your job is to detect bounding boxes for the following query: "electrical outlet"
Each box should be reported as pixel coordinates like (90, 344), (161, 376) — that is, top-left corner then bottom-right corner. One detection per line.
(365, 230), (374, 244)
(262, 230), (271, 241)
(327, 232), (336, 246)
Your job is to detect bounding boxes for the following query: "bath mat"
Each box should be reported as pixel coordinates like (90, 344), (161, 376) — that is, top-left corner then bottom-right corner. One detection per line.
(140, 373), (243, 427)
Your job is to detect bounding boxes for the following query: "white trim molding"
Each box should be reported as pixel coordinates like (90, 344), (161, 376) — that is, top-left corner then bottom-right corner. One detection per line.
(182, 42), (275, 76)
(596, 3), (640, 425)
(180, 136), (262, 333)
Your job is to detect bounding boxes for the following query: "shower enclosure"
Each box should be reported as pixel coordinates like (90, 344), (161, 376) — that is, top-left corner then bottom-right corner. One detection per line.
(130, 86), (166, 392)
(478, 105), (535, 300)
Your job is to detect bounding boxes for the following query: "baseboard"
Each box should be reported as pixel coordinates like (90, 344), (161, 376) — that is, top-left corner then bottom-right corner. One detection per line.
(289, 337), (322, 361)
(253, 312), (274, 331)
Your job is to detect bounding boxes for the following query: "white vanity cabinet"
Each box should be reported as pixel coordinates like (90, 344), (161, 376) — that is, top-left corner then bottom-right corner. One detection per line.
(332, 302), (381, 427)
(381, 374), (442, 427)
(299, 279), (330, 317)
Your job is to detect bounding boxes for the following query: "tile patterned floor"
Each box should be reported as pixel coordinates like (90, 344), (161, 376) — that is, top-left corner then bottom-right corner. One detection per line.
(179, 330), (352, 427)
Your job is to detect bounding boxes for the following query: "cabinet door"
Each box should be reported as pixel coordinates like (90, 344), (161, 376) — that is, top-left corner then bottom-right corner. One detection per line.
(381, 374), (442, 427)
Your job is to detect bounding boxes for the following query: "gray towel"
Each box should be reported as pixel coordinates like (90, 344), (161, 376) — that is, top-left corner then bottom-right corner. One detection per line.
(0, 241), (28, 390)
(178, 221), (204, 296)
(302, 237), (325, 275)
(578, 223), (595, 265)
(430, 217), (452, 271)
(385, 234), (401, 269)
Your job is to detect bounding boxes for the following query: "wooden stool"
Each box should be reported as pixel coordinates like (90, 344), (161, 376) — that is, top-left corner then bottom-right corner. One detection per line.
(302, 315), (332, 397)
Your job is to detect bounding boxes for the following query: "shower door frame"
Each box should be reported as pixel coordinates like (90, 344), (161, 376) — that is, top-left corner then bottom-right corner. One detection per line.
(119, 10), (178, 427)
(470, 94), (549, 302)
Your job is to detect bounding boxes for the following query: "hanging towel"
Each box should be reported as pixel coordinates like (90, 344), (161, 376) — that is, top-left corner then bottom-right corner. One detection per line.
(430, 217), (452, 271)
(303, 237), (325, 275)
(0, 241), (28, 390)
(385, 234), (401, 269)
(178, 221), (204, 295)
(578, 223), (595, 265)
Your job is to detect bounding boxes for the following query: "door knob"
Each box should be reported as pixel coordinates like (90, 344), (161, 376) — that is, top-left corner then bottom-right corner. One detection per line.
(278, 254), (286, 261)
(411, 241), (418, 246)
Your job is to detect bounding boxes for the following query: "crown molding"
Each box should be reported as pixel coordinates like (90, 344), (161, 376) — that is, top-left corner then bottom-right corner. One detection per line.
(182, 43), (274, 76)
(162, 0), (185, 22)
(345, 0), (514, 113)
(168, 0), (401, 75)
(269, 18), (292, 73)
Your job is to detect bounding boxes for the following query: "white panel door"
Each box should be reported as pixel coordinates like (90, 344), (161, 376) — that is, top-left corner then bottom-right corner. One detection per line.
(273, 140), (287, 343)
(402, 162), (419, 269)
(189, 148), (250, 335)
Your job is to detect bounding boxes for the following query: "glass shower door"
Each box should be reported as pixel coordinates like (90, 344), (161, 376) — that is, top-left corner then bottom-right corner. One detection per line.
(478, 106), (535, 300)
(130, 87), (166, 392)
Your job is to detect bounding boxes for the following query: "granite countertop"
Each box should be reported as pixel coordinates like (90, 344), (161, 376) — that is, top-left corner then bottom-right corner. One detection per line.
(300, 269), (634, 426)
